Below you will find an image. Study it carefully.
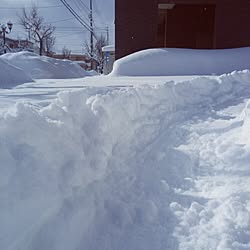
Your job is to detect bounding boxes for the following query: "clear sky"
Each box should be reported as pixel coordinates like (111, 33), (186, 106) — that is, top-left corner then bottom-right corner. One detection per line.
(0, 0), (114, 54)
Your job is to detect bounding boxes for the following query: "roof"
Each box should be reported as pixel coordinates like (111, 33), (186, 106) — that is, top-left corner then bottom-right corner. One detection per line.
(102, 45), (115, 52)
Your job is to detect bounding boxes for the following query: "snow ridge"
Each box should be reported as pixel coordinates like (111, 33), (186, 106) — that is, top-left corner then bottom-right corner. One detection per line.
(1, 70), (250, 249)
(0, 58), (33, 88)
(1, 51), (91, 80)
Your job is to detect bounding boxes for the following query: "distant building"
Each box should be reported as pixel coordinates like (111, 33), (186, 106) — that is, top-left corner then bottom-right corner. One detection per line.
(50, 54), (92, 70)
(0, 36), (34, 54)
(115, 0), (250, 59)
(102, 45), (115, 75)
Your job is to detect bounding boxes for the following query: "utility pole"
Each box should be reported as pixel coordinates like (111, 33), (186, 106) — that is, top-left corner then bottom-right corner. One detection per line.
(89, 0), (94, 69)
(106, 26), (109, 44)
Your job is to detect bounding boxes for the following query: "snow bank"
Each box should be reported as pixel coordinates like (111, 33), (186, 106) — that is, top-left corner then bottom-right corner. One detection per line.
(111, 47), (250, 76)
(1, 51), (91, 79)
(0, 58), (33, 88)
(1, 70), (250, 249)
(172, 89), (250, 249)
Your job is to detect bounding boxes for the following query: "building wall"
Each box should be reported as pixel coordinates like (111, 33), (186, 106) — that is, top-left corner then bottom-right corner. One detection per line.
(115, 0), (250, 59)
(215, 0), (250, 48)
(115, 0), (158, 59)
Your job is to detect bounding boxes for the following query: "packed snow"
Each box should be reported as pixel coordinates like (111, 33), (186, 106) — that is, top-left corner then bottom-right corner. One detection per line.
(1, 51), (91, 80)
(0, 59), (33, 88)
(0, 48), (250, 250)
(111, 47), (250, 76)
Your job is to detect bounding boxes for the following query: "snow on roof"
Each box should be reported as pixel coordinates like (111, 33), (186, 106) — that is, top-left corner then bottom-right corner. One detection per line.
(110, 47), (250, 76)
(102, 45), (115, 52)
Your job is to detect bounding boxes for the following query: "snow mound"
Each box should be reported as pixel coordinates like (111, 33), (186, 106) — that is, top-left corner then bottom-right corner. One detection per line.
(0, 58), (33, 88)
(111, 47), (250, 76)
(1, 70), (250, 249)
(1, 51), (91, 79)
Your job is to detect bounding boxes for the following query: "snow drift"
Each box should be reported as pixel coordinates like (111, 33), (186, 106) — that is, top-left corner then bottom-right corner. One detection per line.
(1, 70), (250, 249)
(0, 58), (33, 88)
(1, 51), (91, 79)
(111, 47), (250, 76)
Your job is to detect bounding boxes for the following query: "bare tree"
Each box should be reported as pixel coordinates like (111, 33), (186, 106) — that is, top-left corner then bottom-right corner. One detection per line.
(44, 35), (56, 56)
(62, 46), (71, 59)
(84, 34), (107, 72)
(19, 6), (55, 56)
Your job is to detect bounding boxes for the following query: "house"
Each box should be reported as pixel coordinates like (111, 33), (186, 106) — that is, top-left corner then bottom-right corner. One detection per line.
(0, 35), (34, 54)
(115, 0), (250, 59)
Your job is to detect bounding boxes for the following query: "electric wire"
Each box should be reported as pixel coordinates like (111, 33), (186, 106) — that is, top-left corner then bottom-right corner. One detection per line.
(73, 0), (89, 17)
(59, 0), (92, 33)
(77, 0), (90, 13)
(0, 5), (63, 10)
(59, 0), (98, 39)
(59, 0), (91, 30)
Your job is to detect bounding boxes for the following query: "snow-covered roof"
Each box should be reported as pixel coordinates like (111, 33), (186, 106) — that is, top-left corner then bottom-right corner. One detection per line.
(102, 45), (115, 52)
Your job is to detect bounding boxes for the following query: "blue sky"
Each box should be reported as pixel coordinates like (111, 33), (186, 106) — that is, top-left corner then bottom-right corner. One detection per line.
(0, 0), (114, 53)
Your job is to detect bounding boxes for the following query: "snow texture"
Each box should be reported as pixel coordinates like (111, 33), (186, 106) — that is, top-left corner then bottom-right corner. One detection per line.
(1, 70), (250, 249)
(1, 51), (91, 80)
(0, 58), (33, 88)
(111, 47), (250, 76)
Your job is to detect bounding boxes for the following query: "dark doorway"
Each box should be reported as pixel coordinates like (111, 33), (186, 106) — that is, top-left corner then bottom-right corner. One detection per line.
(157, 4), (216, 49)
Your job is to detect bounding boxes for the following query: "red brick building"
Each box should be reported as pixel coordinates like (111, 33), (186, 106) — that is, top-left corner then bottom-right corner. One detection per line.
(0, 36), (34, 54)
(115, 0), (250, 59)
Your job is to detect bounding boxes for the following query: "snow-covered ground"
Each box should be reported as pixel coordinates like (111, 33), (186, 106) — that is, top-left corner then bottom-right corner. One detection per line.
(0, 49), (250, 250)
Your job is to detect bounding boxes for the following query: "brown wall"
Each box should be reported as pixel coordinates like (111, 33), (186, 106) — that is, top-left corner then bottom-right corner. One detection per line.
(115, 0), (158, 59)
(215, 0), (250, 48)
(115, 0), (250, 59)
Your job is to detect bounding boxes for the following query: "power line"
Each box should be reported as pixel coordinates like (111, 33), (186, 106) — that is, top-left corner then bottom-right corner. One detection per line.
(0, 5), (63, 10)
(56, 27), (86, 30)
(73, 0), (84, 12)
(45, 18), (75, 24)
(56, 30), (88, 32)
(92, 0), (106, 26)
(59, 0), (93, 34)
(56, 44), (84, 46)
(77, 0), (90, 13)
(60, 0), (91, 29)
(73, 0), (89, 17)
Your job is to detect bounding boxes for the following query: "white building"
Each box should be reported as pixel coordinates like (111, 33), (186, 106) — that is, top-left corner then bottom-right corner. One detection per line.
(102, 45), (115, 75)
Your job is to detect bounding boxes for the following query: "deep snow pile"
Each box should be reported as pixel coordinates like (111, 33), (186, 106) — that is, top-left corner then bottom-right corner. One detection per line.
(111, 47), (250, 76)
(0, 58), (33, 88)
(1, 70), (250, 249)
(1, 51), (91, 79)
